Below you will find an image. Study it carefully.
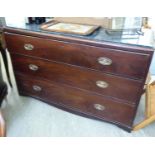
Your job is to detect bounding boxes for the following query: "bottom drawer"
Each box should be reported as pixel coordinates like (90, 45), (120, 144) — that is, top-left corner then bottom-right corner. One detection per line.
(15, 73), (137, 131)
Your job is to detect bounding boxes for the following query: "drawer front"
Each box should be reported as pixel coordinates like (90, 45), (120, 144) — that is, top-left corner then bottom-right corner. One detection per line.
(5, 33), (150, 79)
(15, 73), (136, 128)
(11, 54), (143, 104)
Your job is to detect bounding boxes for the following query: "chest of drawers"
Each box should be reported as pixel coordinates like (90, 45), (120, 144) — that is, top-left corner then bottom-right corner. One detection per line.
(3, 28), (154, 132)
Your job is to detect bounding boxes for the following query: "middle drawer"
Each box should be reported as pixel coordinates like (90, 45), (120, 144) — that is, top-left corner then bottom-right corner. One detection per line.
(11, 54), (142, 104)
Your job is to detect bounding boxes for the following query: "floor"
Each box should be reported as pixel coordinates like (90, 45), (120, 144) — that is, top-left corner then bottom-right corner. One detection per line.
(1, 52), (155, 137)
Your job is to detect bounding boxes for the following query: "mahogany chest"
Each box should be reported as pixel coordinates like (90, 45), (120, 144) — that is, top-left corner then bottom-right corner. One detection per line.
(3, 27), (154, 132)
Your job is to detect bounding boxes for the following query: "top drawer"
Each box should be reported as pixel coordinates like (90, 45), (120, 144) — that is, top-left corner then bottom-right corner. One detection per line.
(5, 33), (151, 80)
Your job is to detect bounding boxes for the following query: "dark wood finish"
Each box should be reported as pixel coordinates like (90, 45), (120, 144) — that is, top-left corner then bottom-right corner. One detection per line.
(3, 27), (154, 132)
(5, 32), (151, 80)
(3, 28), (154, 55)
(15, 73), (136, 130)
(11, 53), (143, 104)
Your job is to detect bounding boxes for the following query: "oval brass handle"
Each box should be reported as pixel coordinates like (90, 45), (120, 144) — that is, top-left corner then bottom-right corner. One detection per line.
(98, 57), (112, 65)
(96, 80), (109, 88)
(94, 104), (105, 111)
(32, 85), (42, 92)
(24, 44), (34, 50)
(29, 64), (39, 71)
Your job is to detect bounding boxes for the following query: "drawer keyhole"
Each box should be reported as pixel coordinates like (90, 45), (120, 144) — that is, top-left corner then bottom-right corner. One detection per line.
(59, 45), (65, 49)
